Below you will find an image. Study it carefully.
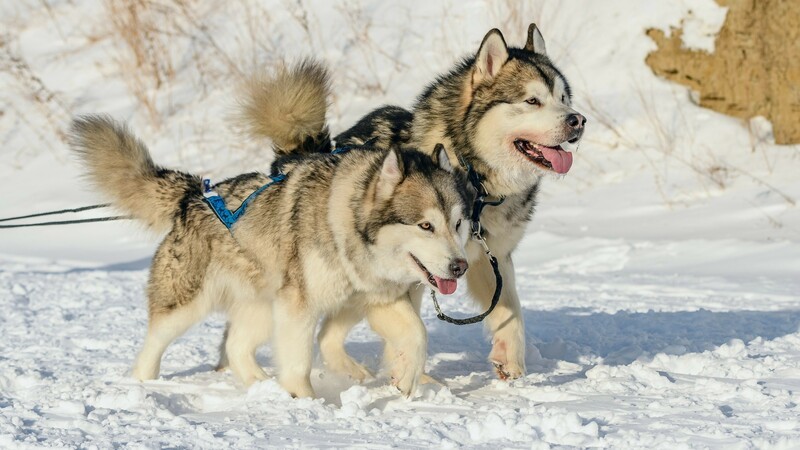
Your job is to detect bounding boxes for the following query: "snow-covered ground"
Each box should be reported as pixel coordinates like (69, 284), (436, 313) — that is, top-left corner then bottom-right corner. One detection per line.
(2, 0), (799, 448)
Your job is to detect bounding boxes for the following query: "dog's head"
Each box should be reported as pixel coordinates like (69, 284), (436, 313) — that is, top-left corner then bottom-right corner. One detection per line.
(465, 24), (586, 190)
(364, 146), (471, 294)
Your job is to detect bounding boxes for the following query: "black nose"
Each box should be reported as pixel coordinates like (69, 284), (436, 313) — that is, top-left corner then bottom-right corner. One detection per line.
(450, 258), (468, 278)
(567, 113), (586, 129)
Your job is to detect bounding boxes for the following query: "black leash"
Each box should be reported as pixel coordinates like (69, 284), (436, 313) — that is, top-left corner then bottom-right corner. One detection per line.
(430, 241), (503, 325)
(0, 203), (112, 223)
(0, 204), (131, 229)
(430, 158), (505, 325)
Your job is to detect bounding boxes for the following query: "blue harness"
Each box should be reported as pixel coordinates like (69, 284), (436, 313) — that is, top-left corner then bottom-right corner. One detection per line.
(202, 143), (361, 230)
(202, 174), (286, 230)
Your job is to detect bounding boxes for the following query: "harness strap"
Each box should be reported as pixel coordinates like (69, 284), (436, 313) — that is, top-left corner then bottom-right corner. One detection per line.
(331, 136), (378, 154)
(203, 173), (286, 230)
(203, 139), (362, 230)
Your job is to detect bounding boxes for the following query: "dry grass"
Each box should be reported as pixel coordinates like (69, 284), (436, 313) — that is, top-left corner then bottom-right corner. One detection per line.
(332, 1), (409, 97)
(105, 0), (177, 126)
(0, 33), (71, 162)
(631, 82), (797, 209)
(489, 0), (545, 43)
(102, 0), (253, 128)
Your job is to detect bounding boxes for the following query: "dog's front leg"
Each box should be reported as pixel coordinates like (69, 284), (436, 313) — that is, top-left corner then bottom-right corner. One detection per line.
(318, 305), (373, 381)
(272, 289), (316, 398)
(366, 297), (427, 397)
(466, 250), (526, 380)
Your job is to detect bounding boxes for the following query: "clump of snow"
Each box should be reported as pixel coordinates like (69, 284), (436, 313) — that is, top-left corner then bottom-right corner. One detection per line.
(338, 385), (372, 417)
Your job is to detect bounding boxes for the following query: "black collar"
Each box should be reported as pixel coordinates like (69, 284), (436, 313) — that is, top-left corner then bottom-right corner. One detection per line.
(458, 156), (504, 238)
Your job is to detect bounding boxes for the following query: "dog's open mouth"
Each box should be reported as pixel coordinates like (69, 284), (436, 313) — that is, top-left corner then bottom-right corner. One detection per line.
(513, 139), (573, 174)
(410, 253), (457, 295)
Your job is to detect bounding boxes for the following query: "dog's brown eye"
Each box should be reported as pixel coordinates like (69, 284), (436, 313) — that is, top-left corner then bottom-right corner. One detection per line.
(525, 97), (541, 106)
(418, 222), (434, 232)
(456, 219), (462, 230)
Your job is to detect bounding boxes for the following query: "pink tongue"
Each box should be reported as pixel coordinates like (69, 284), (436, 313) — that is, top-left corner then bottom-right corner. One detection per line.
(540, 148), (573, 174)
(434, 276), (458, 295)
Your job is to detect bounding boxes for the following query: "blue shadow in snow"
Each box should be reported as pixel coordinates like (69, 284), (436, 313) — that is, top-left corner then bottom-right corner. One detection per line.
(418, 307), (800, 380)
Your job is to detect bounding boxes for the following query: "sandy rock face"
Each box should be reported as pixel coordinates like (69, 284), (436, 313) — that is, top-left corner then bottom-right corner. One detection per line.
(646, 0), (800, 145)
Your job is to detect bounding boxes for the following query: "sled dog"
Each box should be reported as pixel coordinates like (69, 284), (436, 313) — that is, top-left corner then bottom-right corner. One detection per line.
(254, 24), (587, 381)
(70, 76), (470, 397)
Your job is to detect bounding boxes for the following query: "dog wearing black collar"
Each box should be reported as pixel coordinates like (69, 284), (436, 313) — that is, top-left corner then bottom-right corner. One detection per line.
(244, 24), (586, 383)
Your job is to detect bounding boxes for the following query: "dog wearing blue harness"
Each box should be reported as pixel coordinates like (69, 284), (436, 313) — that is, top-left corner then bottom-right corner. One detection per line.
(69, 96), (470, 398)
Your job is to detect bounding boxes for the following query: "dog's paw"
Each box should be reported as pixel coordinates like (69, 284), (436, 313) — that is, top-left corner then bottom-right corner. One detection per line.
(335, 357), (373, 382)
(492, 361), (524, 380)
(238, 368), (268, 387)
(389, 355), (420, 397)
(390, 372), (418, 398)
(324, 353), (373, 382)
(279, 379), (315, 398)
(131, 364), (158, 381)
(489, 339), (525, 380)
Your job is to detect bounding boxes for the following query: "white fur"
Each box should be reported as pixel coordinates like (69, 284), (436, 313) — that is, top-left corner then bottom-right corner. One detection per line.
(473, 106), (543, 195)
(318, 305), (373, 381)
(303, 248), (353, 314)
(272, 293), (317, 398)
(133, 269), (272, 385)
(366, 297), (427, 395)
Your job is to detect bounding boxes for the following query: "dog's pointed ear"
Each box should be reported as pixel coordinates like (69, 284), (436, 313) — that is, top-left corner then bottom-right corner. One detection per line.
(525, 23), (547, 55)
(432, 143), (454, 173)
(473, 29), (509, 86)
(376, 149), (404, 201)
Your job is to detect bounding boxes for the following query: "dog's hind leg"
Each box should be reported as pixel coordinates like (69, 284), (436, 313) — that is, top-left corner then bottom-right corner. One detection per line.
(367, 296), (427, 397)
(318, 305), (372, 382)
(224, 298), (272, 386)
(272, 288), (316, 398)
(213, 253), (268, 375)
(131, 301), (208, 381)
(133, 229), (215, 380)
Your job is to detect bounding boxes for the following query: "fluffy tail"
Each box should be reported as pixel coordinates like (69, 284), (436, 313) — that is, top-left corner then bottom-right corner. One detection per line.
(238, 59), (331, 156)
(70, 115), (200, 233)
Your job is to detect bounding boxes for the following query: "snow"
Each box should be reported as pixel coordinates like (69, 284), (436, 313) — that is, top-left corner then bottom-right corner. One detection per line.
(2, 0), (799, 448)
(676, 0), (728, 53)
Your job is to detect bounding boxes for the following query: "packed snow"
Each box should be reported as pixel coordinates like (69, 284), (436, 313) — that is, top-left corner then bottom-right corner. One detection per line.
(1, 0), (799, 448)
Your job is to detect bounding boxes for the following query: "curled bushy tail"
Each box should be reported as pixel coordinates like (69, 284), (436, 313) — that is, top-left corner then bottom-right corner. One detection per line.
(70, 115), (199, 232)
(239, 59), (331, 155)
